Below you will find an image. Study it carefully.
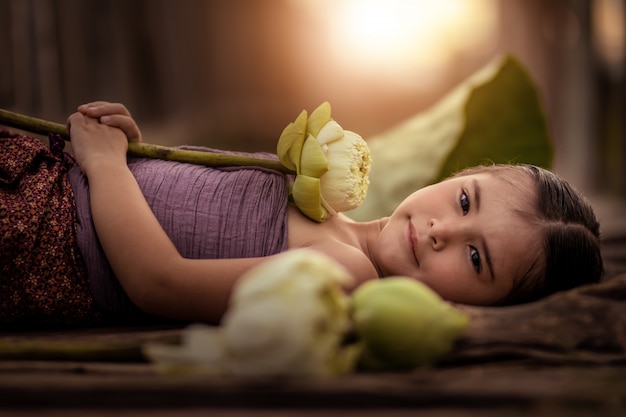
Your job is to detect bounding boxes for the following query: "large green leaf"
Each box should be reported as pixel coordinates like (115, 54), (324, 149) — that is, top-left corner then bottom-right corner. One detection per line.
(348, 55), (553, 221)
(436, 56), (552, 181)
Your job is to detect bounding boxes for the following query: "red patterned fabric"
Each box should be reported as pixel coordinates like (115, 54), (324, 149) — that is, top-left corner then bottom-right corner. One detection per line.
(0, 132), (104, 328)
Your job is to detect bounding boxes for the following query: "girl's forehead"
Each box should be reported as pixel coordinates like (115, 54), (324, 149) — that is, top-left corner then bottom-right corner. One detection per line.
(458, 172), (537, 210)
(464, 171), (534, 194)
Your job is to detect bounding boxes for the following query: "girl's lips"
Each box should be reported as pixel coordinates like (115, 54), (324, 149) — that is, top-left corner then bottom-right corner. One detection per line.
(408, 221), (420, 267)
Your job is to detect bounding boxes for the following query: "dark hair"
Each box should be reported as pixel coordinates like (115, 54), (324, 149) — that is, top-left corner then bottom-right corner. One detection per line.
(454, 164), (603, 304)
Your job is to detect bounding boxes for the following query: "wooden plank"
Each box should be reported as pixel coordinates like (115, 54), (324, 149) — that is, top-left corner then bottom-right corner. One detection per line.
(447, 274), (626, 366)
(0, 361), (624, 412)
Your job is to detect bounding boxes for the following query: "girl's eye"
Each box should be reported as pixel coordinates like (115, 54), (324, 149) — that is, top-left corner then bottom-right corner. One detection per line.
(460, 190), (470, 215)
(470, 246), (482, 273)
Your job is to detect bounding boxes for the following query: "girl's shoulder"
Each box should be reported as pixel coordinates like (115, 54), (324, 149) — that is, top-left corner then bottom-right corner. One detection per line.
(286, 207), (379, 289)
(286, 206), (351, 248)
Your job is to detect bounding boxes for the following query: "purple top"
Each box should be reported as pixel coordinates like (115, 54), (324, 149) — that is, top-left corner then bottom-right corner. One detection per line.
(68, 149), (290, 321)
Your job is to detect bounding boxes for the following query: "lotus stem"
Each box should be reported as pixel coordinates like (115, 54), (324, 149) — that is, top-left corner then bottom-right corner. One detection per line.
(0, 108), (293, 173)
(0, 107), (68, 138)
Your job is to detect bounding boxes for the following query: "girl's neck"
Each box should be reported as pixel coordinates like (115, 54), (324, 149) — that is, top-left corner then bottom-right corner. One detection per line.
(341, 215), (388, 277)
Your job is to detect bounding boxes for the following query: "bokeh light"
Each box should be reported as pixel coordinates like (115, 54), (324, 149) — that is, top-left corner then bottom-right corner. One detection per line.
(293, 0), (498, 87)
(593, 0), (625, 75)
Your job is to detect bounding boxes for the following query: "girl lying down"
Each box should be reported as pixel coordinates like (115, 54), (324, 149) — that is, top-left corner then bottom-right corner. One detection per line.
(0, 102), (603, 328)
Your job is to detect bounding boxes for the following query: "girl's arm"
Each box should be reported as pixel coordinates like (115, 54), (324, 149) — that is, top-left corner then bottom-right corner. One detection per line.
(68, 110), (268, 324)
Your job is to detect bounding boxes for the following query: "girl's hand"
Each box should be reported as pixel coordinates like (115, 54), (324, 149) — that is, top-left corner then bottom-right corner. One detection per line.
(67, 112), (129, 175)
(77, 101), (142, 143)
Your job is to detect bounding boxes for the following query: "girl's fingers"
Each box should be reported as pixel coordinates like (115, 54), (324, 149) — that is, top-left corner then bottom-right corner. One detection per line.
(78, 101), (110, 110)
(75, 102), (141, 143)
(99, 114), (142, 143)
(78, 102), (132, 118)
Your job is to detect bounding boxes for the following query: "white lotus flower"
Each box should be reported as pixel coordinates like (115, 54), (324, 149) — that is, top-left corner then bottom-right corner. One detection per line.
(144, 249), (359, 376)
(277, 102), (371, 222)
(317, 122), (371, 213)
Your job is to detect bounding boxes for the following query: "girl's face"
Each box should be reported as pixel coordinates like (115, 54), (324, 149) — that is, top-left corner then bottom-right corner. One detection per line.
(374, 172), (538, 305)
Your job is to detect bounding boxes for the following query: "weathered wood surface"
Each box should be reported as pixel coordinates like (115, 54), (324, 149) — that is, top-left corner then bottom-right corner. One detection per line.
(448, 274), (626, 366)
(0, 275), (625, 415)
(0, 360), (624, 414)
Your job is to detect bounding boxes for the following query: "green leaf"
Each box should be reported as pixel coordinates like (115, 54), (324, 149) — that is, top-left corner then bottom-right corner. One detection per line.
(436, 55), (553, 181)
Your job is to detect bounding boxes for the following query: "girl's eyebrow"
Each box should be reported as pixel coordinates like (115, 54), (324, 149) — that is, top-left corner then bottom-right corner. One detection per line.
(473, 178), (482, 211)
(473, 179), (495, 282)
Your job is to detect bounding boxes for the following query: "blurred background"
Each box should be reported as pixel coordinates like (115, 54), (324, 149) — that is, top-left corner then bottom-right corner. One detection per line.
(1, 0), (624, 200)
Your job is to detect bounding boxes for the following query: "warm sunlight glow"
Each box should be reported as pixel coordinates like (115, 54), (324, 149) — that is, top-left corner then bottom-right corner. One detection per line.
(293, 0), (498, 85)
(593, 0), (625, 72)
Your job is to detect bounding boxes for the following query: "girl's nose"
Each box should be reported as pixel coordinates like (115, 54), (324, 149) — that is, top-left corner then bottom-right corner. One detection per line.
(428, 218), (460, 250)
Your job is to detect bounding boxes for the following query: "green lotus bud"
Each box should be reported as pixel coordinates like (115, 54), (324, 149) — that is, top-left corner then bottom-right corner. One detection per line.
(352, 277), (469, 370)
